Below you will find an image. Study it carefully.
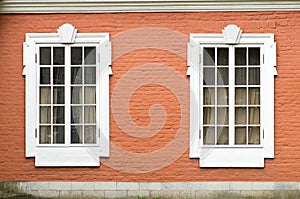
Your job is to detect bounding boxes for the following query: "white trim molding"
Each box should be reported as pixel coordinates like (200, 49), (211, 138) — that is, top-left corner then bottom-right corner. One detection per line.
(1, 0), (300, 13)
(187, 24), (276, 167)
(23, 23), (112, 166)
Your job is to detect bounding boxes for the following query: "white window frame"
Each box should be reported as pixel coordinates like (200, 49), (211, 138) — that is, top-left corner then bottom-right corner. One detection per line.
(23, 24), (112, 167)
(187, 24), (277, 167)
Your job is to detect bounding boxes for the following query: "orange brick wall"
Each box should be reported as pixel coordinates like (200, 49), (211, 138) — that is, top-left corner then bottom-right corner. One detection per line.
(0, 11), (300, 181)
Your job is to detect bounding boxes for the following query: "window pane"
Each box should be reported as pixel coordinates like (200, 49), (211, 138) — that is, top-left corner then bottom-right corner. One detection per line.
(84, 86), (96, 104)
(203, 127), (215, 145)
(217, 127), (229, 145)
(71, 125), (83, 144)
(249, 88), (260, 105)
(40, 68), (50, 84)
(53, 106), (65, 124)
(40, 106), (51, 124)
(217, 87), (228, 105)
(235, 127), (246, 144)
(217, 48), (229, 66)
(84, 47), (96, 65)
(53, 87), (64, 104)
(53, 47), (65, 65)
(203, 88), (215, 105)
(71, 87), (82, 104)
(84, 67), (96, 84)
(248, 127), (260, 144)
(53, 67), (65, 84)
(53, 126), (65, 144)
(235, 68), (246, 85)
(248, 48), (260, 65)
(235, 48), (246, 66)
(84, 106), (96, 123)
(203, 68), (215, 85)
(217, 68), (228, 85)
(84, 125), (96, 144)
(203, 107), (215, 125)
(235, 107), (246, 125)
(203, 48), (215, 66)
(71, 67), (82, 84)
(40, 87), (51, 104)
(248, 107), (260, 125)
(217, 107), (228, 125)
(39, 126), (51, 144)
(235, 88), (247, 105)
(71, 47), (82, 65)
(40, 47), (51, 65)
(71, 106), (82, 124)
(248, 68), (260, 85)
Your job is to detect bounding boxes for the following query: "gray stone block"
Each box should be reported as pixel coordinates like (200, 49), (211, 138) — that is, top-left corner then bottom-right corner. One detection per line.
(95, 182), (117, 190)
(139, 182), (161, 190)
(161, 182), (188, 190)
(72, 182), (95, 191)
(105, 191), (127, 198)
(49, 182), (72, 191)
(117, 182), (139, 190)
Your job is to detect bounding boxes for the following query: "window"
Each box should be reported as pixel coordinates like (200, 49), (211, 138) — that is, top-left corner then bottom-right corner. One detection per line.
(187, 24), (277, 167)
(23, 24), (112, 166)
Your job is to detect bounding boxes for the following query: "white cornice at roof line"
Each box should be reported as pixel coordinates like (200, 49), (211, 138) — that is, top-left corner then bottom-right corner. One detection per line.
(1, 0), (300, 13)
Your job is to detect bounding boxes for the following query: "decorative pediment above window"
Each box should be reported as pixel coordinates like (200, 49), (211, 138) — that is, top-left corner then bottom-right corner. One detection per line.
(57, 23), (77, 44)
(222, 24), (242, 44)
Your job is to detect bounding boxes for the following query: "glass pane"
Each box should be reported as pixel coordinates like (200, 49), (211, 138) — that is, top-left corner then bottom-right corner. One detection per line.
(217, 68), (228, 85)
(235, 107), (246, 125)
(71, 87), (82, 104)
(235, 88), (247, 105)
(203, 107), (215, 125)
(217, 87), (228, 105)
(53, 106), (65, 124)
(53, 87), (64, 104)
(71, 47), (82, 65)
(217, 48), (229, 66)
(53, 67), (65, 84)
(39, 126), (51, 144)
(71, 106), (82, 124)
(40, 47), (51, 65)
(71, 125), (83, 144)
(84, 125), (96, 144)
(203, 48), (215, 66)
(84, 86), (96, 104)
(40, 106), (51, 124)
(84, 67), (96, 84)
(53, 126), (65, 144)
(203, 68), (215, 85)
(235, 48), (246, 66)
(248, 107), (260, 125)
(203, 88), (215, 105)
(217, 107), (228, 125)
(71, 67), (82, 84)
(53, 47), (65, 65)
(248, 127), (260, 144)
(203, 127), (215, 145)
(248, 48), (260, 65)
(217, 127), (229, 145)
(235, 127), (246, 144)
(249, 88), (260, 105)
(84, 47), (96, 65)
(40, 68), (50, 84)
(248, 68), (260, 85)
(235, 68), (246, 85)
(40, 87), (51, 104)
(84, 106), (96, 123)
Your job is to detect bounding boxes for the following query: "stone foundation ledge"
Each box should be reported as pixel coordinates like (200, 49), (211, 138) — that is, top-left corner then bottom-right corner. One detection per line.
(1, 182), (300, 198)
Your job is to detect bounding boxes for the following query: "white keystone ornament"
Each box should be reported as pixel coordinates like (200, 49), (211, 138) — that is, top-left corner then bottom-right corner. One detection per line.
(222, 24), (242, 44)
(57, 23), (77, 44)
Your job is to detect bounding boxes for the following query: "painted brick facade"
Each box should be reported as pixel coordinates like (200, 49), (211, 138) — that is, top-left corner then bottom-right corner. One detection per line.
(0, 11), (300, 181)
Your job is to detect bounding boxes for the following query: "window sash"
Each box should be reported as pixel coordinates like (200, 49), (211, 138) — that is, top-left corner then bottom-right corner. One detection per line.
(200, 44), (263, 147)
(37, 44), (99, 146)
